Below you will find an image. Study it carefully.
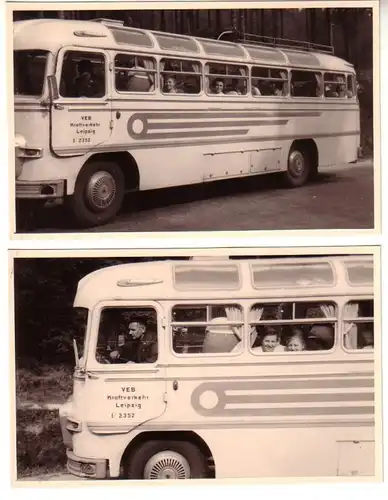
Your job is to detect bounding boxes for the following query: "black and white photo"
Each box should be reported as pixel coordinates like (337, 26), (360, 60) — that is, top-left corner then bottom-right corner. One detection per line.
(11, 249), (381, 483)
(11, 3), (377, 233)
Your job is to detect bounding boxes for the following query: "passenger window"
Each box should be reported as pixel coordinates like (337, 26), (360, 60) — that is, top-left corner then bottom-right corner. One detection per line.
(95, 307), (158, 364)
(251, 67), (288, 97)
(249, 301), (336, 353)
(114, 53), (156, 92)
(59, 51), (106, 98)
(205, 62), (248, 96)
(343, 300), (374, 350)
(290, 70), (322, 98)
(160, 58), (201, 95)
(324, 72), (348, 98)
(171, 304), (243, 354)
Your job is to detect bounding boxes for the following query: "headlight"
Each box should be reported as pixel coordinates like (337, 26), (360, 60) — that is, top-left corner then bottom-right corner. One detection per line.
(17, 147), (43, 159)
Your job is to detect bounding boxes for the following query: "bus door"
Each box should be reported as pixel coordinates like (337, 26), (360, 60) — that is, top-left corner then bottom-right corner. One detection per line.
(83, 300), (167, 430)
(50, 47), (112, 157)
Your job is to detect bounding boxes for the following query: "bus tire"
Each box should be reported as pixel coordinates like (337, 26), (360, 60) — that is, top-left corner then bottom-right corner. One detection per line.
(68, 161), (124, 227)
(125, 440), (207, 480)
(283, 146), (310, 188)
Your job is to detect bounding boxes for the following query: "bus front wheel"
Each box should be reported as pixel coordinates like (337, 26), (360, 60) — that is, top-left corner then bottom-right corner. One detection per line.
(125, 440), (207, 480)
(69, 161), (124, 227)
(283, 146), (310, 187)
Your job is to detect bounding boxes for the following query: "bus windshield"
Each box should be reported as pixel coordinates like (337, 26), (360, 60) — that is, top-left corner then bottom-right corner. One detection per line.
(14, 49), (48, 97)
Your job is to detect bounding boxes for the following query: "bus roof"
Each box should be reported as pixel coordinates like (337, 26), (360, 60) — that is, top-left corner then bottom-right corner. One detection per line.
(74, 256), (373, 309)
(13, 18), (355, 73)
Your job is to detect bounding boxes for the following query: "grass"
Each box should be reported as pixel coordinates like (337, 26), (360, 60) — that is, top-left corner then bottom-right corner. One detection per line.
(15, 364), (73, 478)
(16, 408), (67, 478)
(16, 364), (73, 407)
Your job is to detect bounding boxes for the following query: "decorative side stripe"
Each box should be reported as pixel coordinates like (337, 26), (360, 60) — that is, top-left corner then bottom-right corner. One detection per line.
(191, 380), (374, 417)
(53, 130), (360, 155)
(225, 392), (374, 404)
(148, 119), (289, 130)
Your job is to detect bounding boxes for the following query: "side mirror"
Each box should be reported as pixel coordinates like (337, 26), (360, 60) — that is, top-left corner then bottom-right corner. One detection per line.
(47, 74), (59, 101)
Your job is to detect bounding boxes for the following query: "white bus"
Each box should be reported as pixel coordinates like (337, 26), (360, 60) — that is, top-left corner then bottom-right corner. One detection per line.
(14, 18), (360, 227)
(59, 255), (375, 480)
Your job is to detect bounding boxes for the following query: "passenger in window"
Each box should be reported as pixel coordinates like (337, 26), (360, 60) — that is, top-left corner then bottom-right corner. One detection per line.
(127, 60), (153, 92)
(335, 75), (347, 98)
(109, 317), (157, 363)
(286, 328), (306, 352)
(164, 75), (182, 94)
(252, 326), (285, 353)
(360, 328), (374, 349)
(202, 317), (241, 353)
(74, 59), (103, 98)
(307, 324), (334, 351)
(212, 79), (225, 94)
(325, 83), (337, 97)
(252, 85), (261, 96)
(227, 79), (242, 95)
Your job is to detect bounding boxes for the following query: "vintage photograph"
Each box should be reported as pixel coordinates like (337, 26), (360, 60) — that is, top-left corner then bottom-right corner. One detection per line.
(11, 250), (380, 483)
(11, 3), (377, 234)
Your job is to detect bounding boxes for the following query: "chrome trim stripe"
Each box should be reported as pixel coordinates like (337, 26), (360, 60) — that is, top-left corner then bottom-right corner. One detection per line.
(157, 358), (373, 369)
(129, 111), (322, 120)
(87, 419), (374, 433)
(96, 371), (375, 383)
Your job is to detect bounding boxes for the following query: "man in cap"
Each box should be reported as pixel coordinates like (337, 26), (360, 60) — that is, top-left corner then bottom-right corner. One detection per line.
(307, 324), (334, 351)
(109, 317), (157, 363)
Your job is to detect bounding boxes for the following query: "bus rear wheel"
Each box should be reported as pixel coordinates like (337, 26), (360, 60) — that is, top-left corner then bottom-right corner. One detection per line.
(283, 146), (310, 187)
(68, 161), (124, 227)
(125, 440), (207, 480)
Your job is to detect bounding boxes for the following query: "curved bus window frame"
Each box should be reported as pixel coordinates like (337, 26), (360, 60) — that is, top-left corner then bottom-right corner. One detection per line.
(114, 52), (157, 94)
(160, 57), (203, 96)
(92, 304), (160, 366)
(251, 66), (290, 98)
(205, 62), (249, 97)
(290, 69), (324, 99)
(342, 299), (374, 353)
(169, 301), (245, 358)
(248, 300), (338, 356)
(58, 48), (108, 99)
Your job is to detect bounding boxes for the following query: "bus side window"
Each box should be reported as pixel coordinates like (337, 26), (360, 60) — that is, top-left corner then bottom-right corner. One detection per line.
(249, 301), (337, 353)
(290, 70), (322, 98)
(251, 67), (289, 97)
(343, 300), (374, 350)
(205, 62), (248, 96)
(171, 304), (243, 354)
(160, 58), (202, 95)
(114, 53), (156, 93)
(95, 307), (158, 364)
(59, 51), (106, 98)
(324, 72), (348, 98)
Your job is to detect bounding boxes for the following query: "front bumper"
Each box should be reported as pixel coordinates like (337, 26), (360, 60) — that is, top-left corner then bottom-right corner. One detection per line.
(16, 180), (65, 199)
(66, 449), (108, 479)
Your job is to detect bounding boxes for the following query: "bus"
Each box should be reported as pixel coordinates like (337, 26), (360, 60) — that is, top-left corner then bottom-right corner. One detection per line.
(14, 18), (361, 227)
(59, 255), (376, 480)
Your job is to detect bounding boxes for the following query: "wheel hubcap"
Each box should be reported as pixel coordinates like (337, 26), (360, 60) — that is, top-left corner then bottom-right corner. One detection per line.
(288, 151), (305, 177)
(144, 451), (191, 480)
(85, 171), (116, 211)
